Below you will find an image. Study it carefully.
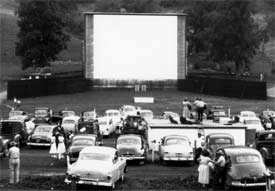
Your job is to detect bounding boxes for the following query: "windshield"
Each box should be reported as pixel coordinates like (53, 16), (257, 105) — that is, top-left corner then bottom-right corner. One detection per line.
(83, 112), (95, 117)
(165, 138), (188, 146)
(73, 139), (95, 146)
(124, 107), (135, 112)
(141, 112), (153, 118)
(79, 153), (111, 161)
(35, 110), (47, 116)
(241, 113), (256, 118)
(62, 111), (75, 117)
(236, 155), (260, 163)
(245, 120), (260, 125)
(35, 126), (52, 133)
(118, 137), (141, 145)
(107, 112), (119, 117)
(63, 119), (75, 124)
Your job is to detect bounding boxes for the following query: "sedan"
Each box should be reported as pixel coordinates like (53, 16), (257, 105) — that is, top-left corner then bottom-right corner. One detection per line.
(27, 125), (57, 147)
(65, 146), (127, 189)
(116, 134), (148, 163)
(67, 134), (98, 163)
(217, 146), (274, 188)
(98, 117), (115, 136)
(159, 135), (194, 163)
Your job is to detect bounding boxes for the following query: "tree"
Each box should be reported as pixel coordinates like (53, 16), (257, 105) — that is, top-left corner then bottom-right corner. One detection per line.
(15, 0), (70, 69)
(209, 1), (260, 72)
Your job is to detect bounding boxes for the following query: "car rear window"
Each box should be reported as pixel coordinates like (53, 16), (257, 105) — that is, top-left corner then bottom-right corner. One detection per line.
(63, 119), (75, 124)
(236, 155), (260, 163)
(118, 137), (141, 145)
(79, 153), (111, 161)
(73, 139), (95, 146)
(35, 126), (52, 133)
(166, 138), (188, 146)
(210, 138), (232, 144)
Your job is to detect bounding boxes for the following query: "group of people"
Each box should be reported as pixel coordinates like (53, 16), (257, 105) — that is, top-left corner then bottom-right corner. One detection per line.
(197, 149), (228, 190)
(49, 125), (67, 162)
(182, 98), (207, 122)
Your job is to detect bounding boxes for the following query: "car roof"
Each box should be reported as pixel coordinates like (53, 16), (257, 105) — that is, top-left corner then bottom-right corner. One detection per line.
(35, 107), (49, 110)
(73, 134), (97, 140)
(206, 133), (234, 138)
(118, 134), (141, 139)
(258, 130), (275, 134)
(106, 109), (120, 113)
(36, 124), (57, 128)
(1, 119), (24, 123)
(222, 146), (260, 156)
(163, 134), (190, 140)
(63, 116), (80, 120)
(240, 111), (256, 114)
(243, 117), (260, 121)
(80, 146), (116, 155)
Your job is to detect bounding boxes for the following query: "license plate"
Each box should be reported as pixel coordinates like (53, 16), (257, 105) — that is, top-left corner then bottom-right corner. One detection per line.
(36, 139), (40, 143)
(176, 153), (182, 157)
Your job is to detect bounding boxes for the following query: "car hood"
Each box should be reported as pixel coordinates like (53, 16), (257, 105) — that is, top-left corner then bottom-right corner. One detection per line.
(31, 132), (51, 139)
(229, 163), (267, 179)
(162, 145), (192, 153)
(69, 160), (111, 175)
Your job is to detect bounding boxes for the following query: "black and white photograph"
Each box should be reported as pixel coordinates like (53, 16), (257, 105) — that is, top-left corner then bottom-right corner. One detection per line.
(0, 0), (275, 190)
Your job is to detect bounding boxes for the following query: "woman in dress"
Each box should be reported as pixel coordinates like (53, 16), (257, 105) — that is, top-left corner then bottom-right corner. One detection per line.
(57, 135), (66, 160)
(182, 98), (191, 118)
(49, 136), (57, 158)
(197, 149), (213, 188)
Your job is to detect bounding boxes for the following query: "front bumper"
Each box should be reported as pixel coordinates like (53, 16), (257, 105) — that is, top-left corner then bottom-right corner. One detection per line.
(163, 156), (193, 161)
(27, 142), (51, 147)
(65, 178), (112, 187)
(231, 179), (275, 187)
(121, 155), (145, 161)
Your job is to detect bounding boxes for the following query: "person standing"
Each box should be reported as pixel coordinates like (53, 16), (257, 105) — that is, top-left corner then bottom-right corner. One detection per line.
(57, 135), (66, 160)
(182, 98), (191, 119)
(8, 141), (20, 184)
(197, 98), (207, 122)
(197, 150), (213, 188)
(194, 132), (204, 163)
(213, 150), (226, 189)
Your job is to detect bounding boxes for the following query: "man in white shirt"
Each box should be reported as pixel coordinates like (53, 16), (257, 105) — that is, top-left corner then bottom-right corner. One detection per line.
(8, 141), (20, 184)
(194, 132), (204, 162)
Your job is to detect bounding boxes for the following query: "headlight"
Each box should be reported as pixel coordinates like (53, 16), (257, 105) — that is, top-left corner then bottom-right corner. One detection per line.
(107, 175), (112, 180)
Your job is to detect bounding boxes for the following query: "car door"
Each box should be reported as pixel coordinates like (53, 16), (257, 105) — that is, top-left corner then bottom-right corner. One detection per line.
(113, 152), (124, 181)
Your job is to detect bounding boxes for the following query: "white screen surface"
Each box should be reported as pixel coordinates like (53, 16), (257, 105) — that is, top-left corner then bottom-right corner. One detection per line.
(93, 15), (177, 80)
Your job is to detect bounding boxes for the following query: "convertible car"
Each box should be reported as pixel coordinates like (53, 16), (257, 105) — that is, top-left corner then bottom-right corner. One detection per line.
(217, 146), (274, 188)
(67, 134), (98, 163)
(65, 146), (127, 189)
(116, 134), (148, 163)
(27, 125), (57, 147)
(158, 135), (193, 164)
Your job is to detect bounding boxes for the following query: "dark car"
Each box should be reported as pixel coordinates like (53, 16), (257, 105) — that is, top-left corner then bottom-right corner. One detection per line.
(67, 134), (98, 163)
(216, 146), (273, 189)
(0, 120), (29, 148)
(121, 115), (147, 136)
(204, 133), (234, 158)
(255, 130), (275, 163)
(34, 107), (52, 124)
(78, 121), (101, 141)
(27, 125), (57, 147)
(116, 134), (148, 163)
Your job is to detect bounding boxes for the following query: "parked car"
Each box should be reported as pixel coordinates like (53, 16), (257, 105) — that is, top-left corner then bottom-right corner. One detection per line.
(259, 110), (275, 129)
(77, 121), (100, 138)
(243, 117), (265, 132)
(65, 146), (127, 189)
(216, 146), (274, 189)
(207, 106), (227, 120)
(238, 111), (257, 123)
(60, 110), (76, 118)
(204, 133), (234, 158)
(121, 115), (147, 136)
(27, 125), (57, 147)
(116, 134), (148, 163)
(120, 105), (138, 118)
(67, 134), (98, 163)
(81, 111), (97, 122)
(255, 130), (275, 163)
(0, 119), (29, 148)
(61, 116), (80, 134)
(8, 110), (27, 119)
(139, 109), (154, 122)
(34, 107), (52, 124)
(105, 109), (121, 126)
(158, 135), (194, 163)
(97, 116), (115, 136)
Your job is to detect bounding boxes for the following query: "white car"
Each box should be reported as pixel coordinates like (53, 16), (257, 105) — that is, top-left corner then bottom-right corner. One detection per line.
(61, 116), (80, 134)
(105, 109), (121, 126)
(120, 105), (138, 118)
(243, 117), (264, 132)
(65, 146), (127, 189)
(98, 117), (115, 136)
(139, 109), (154, 122)
(238, 111), (257, 122)
(159, 135), (194, 163)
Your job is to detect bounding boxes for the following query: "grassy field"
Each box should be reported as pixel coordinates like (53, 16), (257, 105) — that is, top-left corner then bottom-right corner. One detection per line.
(1, 89), (274, 119)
